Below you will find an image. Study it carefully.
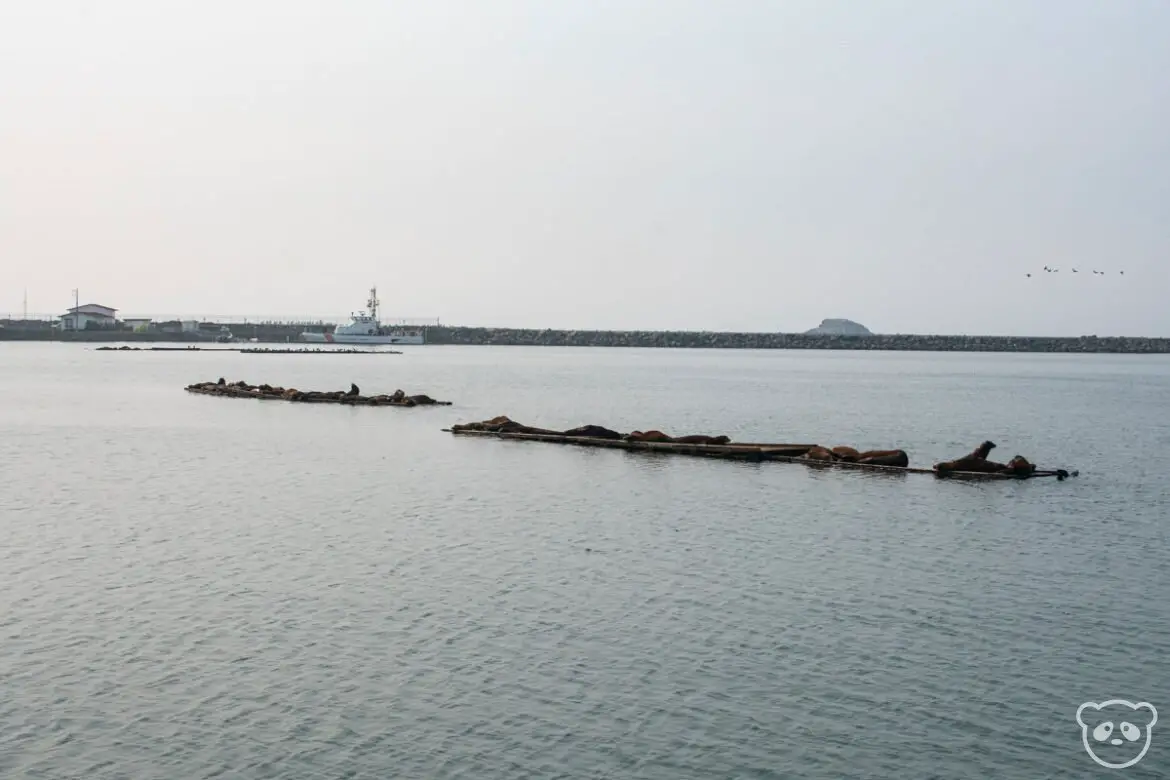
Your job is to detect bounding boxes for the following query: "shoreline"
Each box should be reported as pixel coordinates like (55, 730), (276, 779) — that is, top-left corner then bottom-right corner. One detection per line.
(3, 327), (1170, 353)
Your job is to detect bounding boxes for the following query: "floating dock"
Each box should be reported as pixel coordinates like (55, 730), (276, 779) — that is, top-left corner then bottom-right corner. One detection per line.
(186, 380), (450, 406)
(444, 419), (1077, 480)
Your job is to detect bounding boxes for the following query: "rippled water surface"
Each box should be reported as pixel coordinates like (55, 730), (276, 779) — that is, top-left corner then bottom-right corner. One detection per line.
(2, 342), (1169, 779)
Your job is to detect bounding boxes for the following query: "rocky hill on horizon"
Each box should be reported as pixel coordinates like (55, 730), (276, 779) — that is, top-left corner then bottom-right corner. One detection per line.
(803, 318), (873, 336)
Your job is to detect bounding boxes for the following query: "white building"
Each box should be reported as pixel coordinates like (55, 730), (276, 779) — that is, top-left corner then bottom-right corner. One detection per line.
(61, 303), (118, 330)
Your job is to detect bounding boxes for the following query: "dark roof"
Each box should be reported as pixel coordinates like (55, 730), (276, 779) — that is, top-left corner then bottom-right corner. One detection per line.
(66, 304), (117, 314)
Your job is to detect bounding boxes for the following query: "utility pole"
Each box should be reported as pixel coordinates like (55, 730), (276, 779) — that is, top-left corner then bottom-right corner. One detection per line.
(23, 288), (27, 319)
(71, 288), (79, 330)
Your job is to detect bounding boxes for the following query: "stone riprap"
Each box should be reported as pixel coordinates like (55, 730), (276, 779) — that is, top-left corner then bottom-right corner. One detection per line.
(424, 327), (1170, 353)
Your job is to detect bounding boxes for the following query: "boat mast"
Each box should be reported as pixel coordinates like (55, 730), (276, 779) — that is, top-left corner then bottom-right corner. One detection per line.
(367, 286), (380, 325)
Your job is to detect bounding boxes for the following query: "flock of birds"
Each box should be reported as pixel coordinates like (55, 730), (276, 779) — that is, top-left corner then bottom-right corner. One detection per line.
(1025, 267), (1125, 278)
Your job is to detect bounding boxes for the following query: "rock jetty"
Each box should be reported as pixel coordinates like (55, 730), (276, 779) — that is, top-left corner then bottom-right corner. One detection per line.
(96, 346), (400, 354)
(423, 327), (1170, 353)
(185, 379), (451, 406)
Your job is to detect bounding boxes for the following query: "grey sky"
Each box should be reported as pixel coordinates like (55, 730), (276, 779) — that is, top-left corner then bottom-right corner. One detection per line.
(2, 1), (1167, 335)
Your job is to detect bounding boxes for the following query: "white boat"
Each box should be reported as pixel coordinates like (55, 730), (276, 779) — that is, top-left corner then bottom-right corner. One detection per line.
(300, 287), (426, 345)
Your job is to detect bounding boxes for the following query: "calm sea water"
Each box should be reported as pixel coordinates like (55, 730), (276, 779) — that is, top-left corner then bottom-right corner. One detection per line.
(1, 342), (1168, 779)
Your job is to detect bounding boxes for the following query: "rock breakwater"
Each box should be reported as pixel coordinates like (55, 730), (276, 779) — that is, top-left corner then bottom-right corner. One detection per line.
(424, 327), (1170, 353)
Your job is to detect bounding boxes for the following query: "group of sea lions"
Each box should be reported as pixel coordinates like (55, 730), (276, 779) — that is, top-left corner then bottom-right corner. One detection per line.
(932, 440), (1035, 477)
(185, 379), (450, 406)
(800, 439), (1039, 476)
(449, 416), (731, 444)
(448, 418), (1065, 479)
(799, 445), (910, 468)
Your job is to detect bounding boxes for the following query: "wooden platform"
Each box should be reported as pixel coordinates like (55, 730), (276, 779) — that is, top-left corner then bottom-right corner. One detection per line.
(444, 428), (1077, 480)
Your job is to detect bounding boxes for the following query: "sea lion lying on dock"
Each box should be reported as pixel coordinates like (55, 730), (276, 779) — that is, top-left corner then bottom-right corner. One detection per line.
(407, 394), (442, 405)
(623, 430), (732, 445)
(1002, 455), (1036, 477)
(855, 449), (910, 468)
(625, 430), (673, 443)
(672, 434), (732, 445)
(801, 445), (909, 467)
(562, 425), (625, 440)
(450, 416), (563, 435)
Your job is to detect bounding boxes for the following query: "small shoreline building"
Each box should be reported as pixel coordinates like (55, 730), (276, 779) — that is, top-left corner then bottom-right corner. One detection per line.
(60, 303), (118, 330)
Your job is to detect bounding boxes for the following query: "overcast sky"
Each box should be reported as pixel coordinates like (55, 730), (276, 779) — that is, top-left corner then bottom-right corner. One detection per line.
(1, 1), (1167, 335)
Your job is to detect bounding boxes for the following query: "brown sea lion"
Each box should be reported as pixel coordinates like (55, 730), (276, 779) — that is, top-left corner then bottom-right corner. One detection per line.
(451, 416), (560, 435)
(831, 446), (861, 462)
(856, 449), (910, 468)
(1002, 455), (1035, 477)
(672, 434), (732, 445)
(452, 415), (513, 431)
(562, 425), (625, 440)
(625, 430), (674, 443)
(934, 440), (1001, 475)
(969, 440), (997, 460)
(802, 445), (837, 462)
(407, 394), (438, 405)
(935, 457), (1008, 475)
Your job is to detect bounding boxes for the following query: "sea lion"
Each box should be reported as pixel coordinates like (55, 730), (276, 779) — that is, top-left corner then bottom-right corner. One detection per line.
(831, 446), (861, 462)
(933, 440), (1003, 474)
(934, 456), (1009, 475)
(1002, 455), (1035, 477)
(624, 430), (674, 443)
(451, 416), (559, 435)
(451, 415), (512, 432)
(802, 445), (837, 462)
(856, 449), (910, 468)
(407, 394), (439, 405)
(348, 383), (360, 396)
(562, 425), (625, 440)
(970, 440), (996, 460)
(672, 434), (732, 445)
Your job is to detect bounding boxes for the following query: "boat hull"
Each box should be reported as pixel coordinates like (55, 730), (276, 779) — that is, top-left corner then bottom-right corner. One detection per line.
(301, 332), (424, 345)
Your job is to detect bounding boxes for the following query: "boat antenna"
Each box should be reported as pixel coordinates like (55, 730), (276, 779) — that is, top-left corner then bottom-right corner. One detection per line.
(368, 286), (379, 324)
